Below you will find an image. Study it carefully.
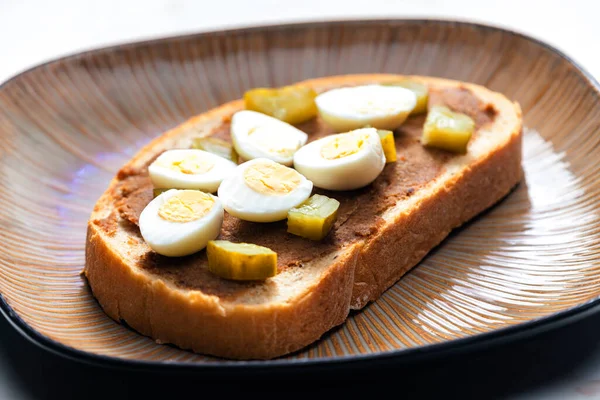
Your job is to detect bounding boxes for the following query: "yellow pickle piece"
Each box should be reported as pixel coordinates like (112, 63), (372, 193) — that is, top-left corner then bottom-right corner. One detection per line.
(377, 129), (397, 163)
(382, 80), (429, 114)
(287, 194), (340, 240)
(422, 106), (475, 154)
(191, 137), (239, 163)
(206, 240), (277, 280)
(244, 85), (317, 124)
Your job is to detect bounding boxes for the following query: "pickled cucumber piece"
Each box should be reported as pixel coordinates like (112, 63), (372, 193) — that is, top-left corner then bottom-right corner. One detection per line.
(422, 106), (474, 154)
(206, 240), (277, 280)
(244, 85), (317, 124)
(287, 194), (340, 240)
(382, 80), (428, 114)
(377, 129), (397, 163)
(191, 137), (239, 163)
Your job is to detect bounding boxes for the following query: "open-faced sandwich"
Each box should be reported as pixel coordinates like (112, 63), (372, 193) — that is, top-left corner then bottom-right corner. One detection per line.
(84, 74), (523, 360)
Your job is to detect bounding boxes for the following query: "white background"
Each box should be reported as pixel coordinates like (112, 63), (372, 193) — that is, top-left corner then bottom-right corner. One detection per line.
(2, 0), (600, 82)
(1, 0), (600, 398)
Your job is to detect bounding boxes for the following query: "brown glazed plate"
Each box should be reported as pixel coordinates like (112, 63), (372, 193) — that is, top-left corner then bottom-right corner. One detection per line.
(1, 19), (600, 371)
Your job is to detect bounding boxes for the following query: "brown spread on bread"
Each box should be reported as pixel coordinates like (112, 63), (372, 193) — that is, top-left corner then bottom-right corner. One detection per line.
(98, 85), (495, 296)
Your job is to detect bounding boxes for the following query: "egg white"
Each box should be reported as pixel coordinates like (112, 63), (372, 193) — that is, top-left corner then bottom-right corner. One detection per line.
(293, 128), (386, 191)
(218, 158), (313, 222)
(139, 189), (224, 257)
(148, 149), (237, 193)
(230, 110), (308, 166)
(315, 84), (417, 131)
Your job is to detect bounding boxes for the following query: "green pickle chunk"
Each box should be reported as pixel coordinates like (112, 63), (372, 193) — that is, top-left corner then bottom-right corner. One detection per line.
(287, 194), (340, 240)
(244, 85), (317, 124)
(191, 137), (239, 163)
(382, 80), (429, 114)
(207, 240), (277, 281)
(422, 106), (475, 154)
(376, 129), (397, 163)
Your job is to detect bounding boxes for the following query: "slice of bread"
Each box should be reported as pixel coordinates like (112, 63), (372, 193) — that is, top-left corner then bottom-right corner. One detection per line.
(84, 74), (523, 360)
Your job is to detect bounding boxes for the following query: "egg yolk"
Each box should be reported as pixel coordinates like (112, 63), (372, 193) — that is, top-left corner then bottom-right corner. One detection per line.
(248, 126), (300, 157)
(158, 191), (214, 223)
(243, 161), (302, 195)
(158, 154), (215, 175)
(321, 131), (368, 160)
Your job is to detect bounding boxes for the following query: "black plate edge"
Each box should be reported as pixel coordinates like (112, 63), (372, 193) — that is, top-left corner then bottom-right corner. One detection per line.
(3, 292), (600, 373)
(1, 17), (600, 372)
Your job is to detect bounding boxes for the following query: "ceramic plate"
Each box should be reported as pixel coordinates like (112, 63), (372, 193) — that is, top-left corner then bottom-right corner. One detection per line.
(1, 19), (599, 370)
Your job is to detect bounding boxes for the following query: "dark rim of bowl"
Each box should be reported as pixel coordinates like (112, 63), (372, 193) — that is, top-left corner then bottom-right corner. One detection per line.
(1, 18), (599, 372)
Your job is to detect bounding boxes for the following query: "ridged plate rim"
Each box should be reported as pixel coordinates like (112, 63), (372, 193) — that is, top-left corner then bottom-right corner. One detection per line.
(1, 17), (599, 371)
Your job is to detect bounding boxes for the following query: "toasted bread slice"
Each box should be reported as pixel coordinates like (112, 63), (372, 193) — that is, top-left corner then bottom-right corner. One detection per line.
(84, 74), (522, 360)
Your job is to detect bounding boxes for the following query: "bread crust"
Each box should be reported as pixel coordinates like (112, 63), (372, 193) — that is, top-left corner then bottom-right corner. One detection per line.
(86, 226), (360, 359)
(351, 129), (522, 308)
(84, 74), (522, 359)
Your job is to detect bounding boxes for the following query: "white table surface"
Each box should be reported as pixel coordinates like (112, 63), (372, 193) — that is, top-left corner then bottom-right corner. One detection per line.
(2, 1), (600, 398)
(3, 0), (600, 83)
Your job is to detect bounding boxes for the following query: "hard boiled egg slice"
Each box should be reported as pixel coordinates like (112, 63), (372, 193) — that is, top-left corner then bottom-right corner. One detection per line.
(293, 128), (385, 191)
(218, 158), (313, 222)
(230, 110), (308, 166)
(148, 149), (237, 193)
(139, 189), (224, 257)
(315, 84), (417, 131)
